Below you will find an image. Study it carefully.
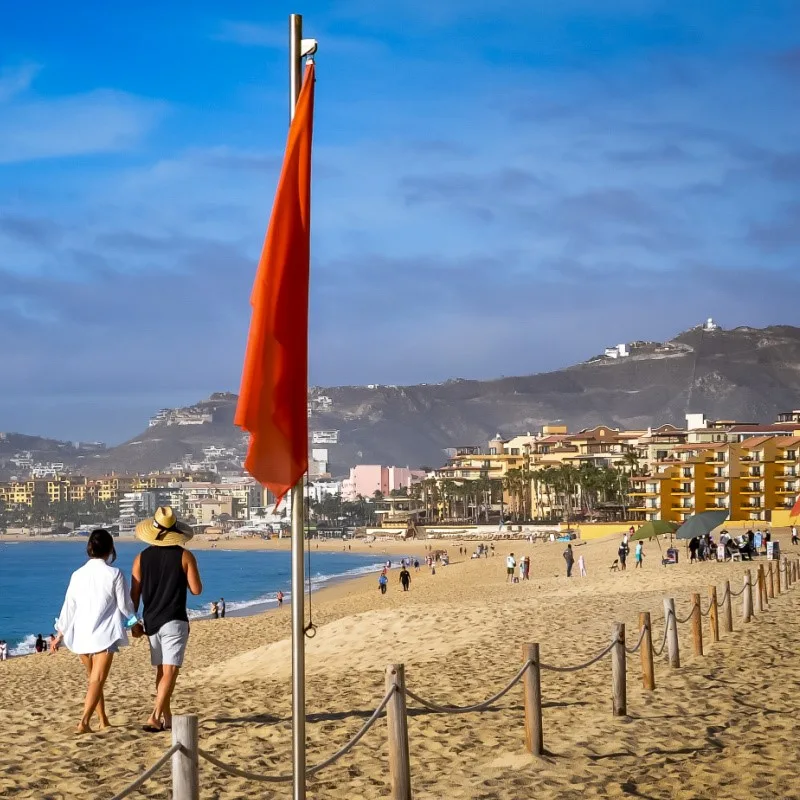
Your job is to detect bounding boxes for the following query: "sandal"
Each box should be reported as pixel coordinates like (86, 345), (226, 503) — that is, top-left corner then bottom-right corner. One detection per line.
(142, 721), (166, 733)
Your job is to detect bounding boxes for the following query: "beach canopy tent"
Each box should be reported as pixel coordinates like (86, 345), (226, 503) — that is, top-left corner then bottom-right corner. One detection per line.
(675, 510), (729, 539)
(629, 520), (679, 541)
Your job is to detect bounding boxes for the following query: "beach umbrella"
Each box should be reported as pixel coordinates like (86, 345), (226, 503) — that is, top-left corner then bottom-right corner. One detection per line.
(629, 520), (679, 541)
(675, 510), (729, 539)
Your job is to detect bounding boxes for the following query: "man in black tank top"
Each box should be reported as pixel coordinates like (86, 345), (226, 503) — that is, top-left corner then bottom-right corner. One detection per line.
(131, 507), (203, 733)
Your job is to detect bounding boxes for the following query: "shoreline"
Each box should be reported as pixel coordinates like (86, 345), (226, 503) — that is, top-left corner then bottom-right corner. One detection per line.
(2, 544), (412, 657)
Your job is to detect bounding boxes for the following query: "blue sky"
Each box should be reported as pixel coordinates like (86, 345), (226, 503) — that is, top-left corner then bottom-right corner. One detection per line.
(1, 0), (798, 443)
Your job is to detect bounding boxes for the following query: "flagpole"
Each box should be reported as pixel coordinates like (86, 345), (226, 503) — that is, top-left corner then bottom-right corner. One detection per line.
(289, 13), (306, 800)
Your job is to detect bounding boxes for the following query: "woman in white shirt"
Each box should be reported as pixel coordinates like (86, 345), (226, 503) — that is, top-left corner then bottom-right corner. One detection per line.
(53, 529), (142, 733)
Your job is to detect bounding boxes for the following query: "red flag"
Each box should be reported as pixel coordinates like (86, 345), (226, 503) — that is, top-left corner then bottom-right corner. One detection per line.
(791, 495), (800, 517)
(235, 63), (315, 503)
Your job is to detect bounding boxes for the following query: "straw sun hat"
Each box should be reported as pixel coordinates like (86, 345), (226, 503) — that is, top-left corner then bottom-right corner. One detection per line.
(135, 506), (194, 547)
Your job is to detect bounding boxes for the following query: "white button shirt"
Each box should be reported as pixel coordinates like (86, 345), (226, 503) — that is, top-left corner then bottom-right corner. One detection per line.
(56, 558), (136, 655)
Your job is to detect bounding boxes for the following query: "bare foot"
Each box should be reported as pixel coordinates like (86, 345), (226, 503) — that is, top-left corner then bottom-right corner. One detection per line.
(74, 722), (92, 735)
(98, 717), (111, 730)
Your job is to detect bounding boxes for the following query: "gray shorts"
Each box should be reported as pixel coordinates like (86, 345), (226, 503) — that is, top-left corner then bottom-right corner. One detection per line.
(148, 620), (190, 667)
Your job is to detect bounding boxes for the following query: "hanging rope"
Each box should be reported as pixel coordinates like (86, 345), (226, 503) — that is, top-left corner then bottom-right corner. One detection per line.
(304, 471), (316, 638)
(625, 626), (647, 654)
(652, 615), (670, 656)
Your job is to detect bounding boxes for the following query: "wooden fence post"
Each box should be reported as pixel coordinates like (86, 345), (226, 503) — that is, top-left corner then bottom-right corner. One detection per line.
(786, 559), (792, 589)
(742, 571), (753, 623)
(664, 598), (680, 668)
(760, 565), (768, 609)
(768, 561), (775, 599)
(755, 566), (764, 614)
(708, 586), (720, 643)
(611, 623), (626, 717)
(522, 644), (543, 756)
(691, 593), (703, 657)
(172, 715), (199, 800)
(386, 665), (412, 800)
(778, 559), (785, 593)
(639, 612), (655, 691)
(723, 580), (733, 633)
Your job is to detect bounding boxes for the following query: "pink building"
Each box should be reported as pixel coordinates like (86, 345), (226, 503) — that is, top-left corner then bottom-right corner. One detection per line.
(342, 465), (425, 501)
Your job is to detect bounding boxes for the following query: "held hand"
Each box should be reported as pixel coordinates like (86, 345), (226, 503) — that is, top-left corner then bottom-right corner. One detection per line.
(130, 622), (144, 639)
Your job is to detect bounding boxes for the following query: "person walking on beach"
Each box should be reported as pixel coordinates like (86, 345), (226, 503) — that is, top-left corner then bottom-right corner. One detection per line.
(378, 573), (388, 595)
(577, 554), (587, 577)
(131, 507), (202, 733)
(792, 526), (798, 546)
(506, 553), (516, 583)
(414, 559), (420, 572)
(563, 544), (575, 577)
(52, 529), (142, 734)
(210, 601), (219, 619)
(277, 590), (284, 608)
(635, 540), (644, 569)
(0, 640), (8, 661)
(399, 567), (411, 591)
(219, 598), (226, 618)
(35, 634), (45, 653)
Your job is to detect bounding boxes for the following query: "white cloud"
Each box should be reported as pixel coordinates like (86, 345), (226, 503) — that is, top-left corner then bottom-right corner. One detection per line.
(0, 62), (41, 103)
(0, 89), (167, 164)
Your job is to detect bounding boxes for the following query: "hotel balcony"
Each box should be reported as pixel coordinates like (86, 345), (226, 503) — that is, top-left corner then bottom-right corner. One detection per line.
(776, 486), (797, 494)
(740, 487), (762, 495)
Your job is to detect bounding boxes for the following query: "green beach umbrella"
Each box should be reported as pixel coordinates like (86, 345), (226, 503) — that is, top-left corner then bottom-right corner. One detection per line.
(629, 520), (680, 541)
(675, 510), (729, 539)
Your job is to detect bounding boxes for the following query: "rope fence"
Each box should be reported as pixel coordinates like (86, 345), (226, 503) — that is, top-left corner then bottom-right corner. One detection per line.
(539, 639), (617, 673)
(109, 744), (182, 800)
(406, 660), (531, 713)
(625, 626), (648, 654)
(105, 555), (800, 800)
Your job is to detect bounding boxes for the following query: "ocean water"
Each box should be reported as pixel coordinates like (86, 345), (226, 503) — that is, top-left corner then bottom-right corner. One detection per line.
(0, 541), (386, 656)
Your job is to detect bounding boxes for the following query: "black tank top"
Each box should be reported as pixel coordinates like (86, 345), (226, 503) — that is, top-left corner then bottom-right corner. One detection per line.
(140, 546), (189, 635)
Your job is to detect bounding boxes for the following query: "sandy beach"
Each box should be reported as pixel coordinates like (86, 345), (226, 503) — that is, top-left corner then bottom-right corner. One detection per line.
(2, 530), (799, 799)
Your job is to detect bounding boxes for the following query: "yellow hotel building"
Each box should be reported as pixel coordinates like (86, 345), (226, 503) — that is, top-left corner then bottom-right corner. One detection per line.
(630, 435), (800, 523)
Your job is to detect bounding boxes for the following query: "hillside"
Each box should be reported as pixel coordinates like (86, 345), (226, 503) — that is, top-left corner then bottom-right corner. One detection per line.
(3, 325), (800, 479)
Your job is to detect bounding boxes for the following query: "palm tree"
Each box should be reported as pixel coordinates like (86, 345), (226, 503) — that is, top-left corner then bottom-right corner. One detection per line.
(577, 463), (604, 518)
(473, 477), (492, 522)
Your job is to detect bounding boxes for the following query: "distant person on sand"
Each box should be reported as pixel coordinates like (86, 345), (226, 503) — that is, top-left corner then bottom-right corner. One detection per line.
(399, 567), (411, 591)
(506, 553), (516, 583)
(53, 528), (142, 734)
(378, 574), (388, 595)
(563, 544), (574, 577)
(578, 554), (587, 577)
(793, 526), (798, 546)
(0, 640), (7, 661)
(277, 591), (284, 607)
(132, 507), (202, 734)
(219, 598), (226, 618)
(618, 539), (629, 571)
(49, 633), (59, 652)
(414, 559), (420, 572)
(35, 634), (45, 653)
(210, 601), (219, 619)
(635, 540), (644, 569)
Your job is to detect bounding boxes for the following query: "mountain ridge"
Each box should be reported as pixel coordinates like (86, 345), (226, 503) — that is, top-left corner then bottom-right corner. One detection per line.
(3, 324), (800, 479)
